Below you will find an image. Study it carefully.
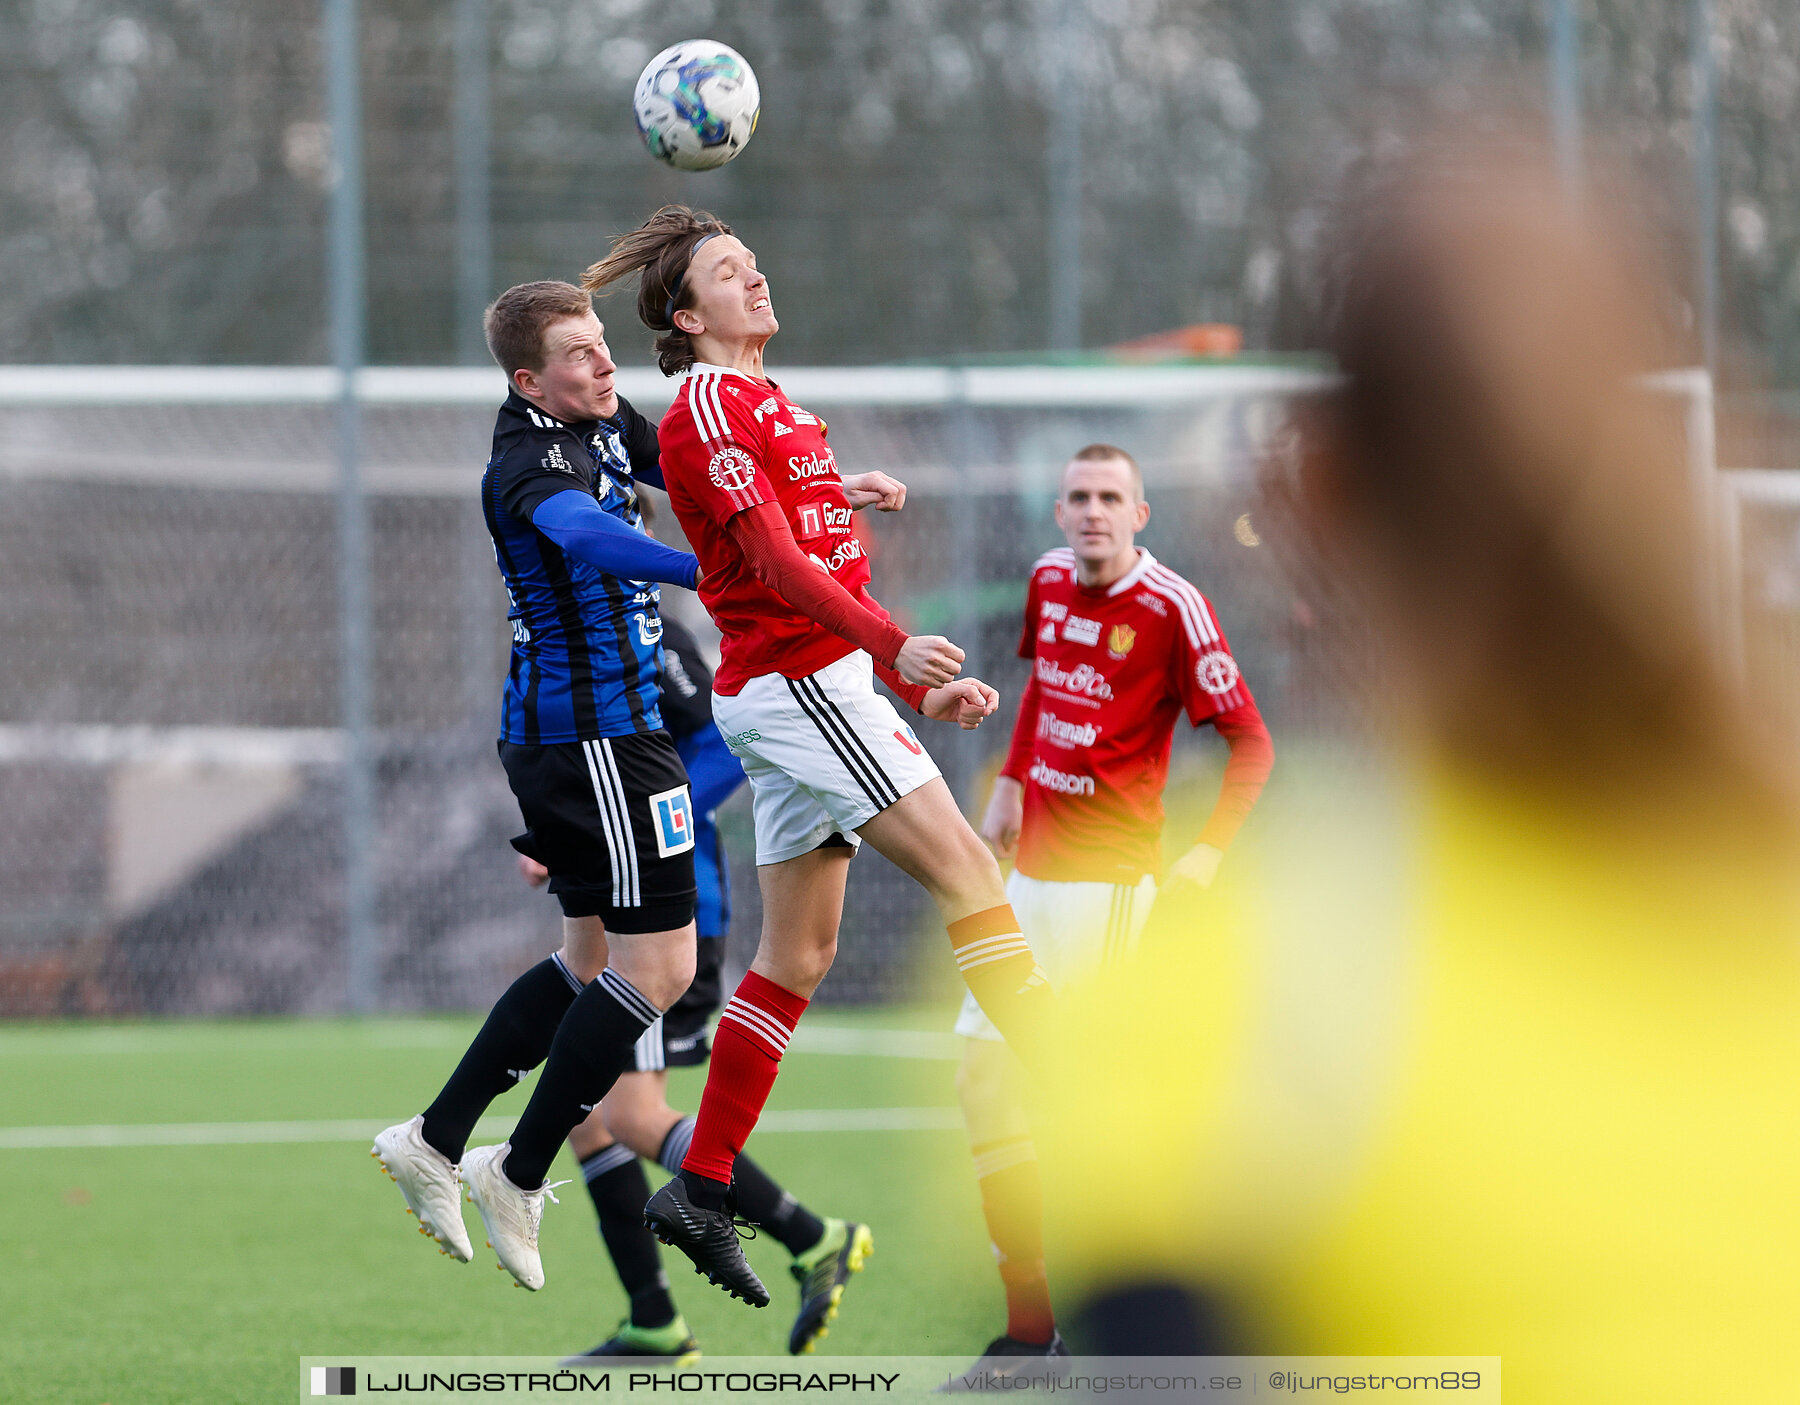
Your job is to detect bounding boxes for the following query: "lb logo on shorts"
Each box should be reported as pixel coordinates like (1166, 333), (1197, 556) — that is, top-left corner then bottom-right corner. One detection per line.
(707, 446), (758, 493)
(648, 785), (697, 858)
(1195, 650), (1241, 696)
(893, 725), (923, 756)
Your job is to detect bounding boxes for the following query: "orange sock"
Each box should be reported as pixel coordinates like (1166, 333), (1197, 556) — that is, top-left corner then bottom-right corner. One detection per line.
(973, 1134), (1054, 1345)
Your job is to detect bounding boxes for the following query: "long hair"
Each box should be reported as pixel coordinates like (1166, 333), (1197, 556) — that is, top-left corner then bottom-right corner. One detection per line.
(582, 206), (733, 376)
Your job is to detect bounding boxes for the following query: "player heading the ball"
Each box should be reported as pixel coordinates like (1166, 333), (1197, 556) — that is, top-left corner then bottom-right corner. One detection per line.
(583, 206), (1056, 1309)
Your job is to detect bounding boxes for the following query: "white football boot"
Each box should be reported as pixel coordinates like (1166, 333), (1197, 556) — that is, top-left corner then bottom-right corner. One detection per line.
(371, 1115), (473, 1262)
(462, 1142), (569, 1291)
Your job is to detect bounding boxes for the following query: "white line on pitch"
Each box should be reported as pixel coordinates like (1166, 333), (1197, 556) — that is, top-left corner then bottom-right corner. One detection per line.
(0, 1023), (963, 1060)
(0, 1106), (964, 1150)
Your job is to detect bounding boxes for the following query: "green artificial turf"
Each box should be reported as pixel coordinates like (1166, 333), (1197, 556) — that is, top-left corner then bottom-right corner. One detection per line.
(0, 1010), (1001, 1404)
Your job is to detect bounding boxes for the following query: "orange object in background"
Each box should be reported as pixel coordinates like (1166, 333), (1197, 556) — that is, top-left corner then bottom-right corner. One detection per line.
(1110, 323), (1244, 358)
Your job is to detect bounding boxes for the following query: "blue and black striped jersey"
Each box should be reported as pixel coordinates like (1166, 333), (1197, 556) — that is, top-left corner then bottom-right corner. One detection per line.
(483, 389), (669, 743)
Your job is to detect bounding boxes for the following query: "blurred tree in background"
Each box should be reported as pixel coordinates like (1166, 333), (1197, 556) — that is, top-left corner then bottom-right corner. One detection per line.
(2, 0), (1798, 383)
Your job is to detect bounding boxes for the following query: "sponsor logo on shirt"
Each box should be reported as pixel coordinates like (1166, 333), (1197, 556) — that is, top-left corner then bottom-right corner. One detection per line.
(1029, 759), (1096, 796)
(1063, 615), (1101, 646)
(708, 445), (758, 493)
(1196, 649), (1241, 695)
(752, 395), (780, 422)
(797, 503), (853, 537)
(1107, 623), (1137, 658)
(1040, 569), (1062, 583)
(787, 450), (839, 481)
(1040, 601), (1068, 622)
(543, 442), (579, 477)
(633, 612), (663, 647)
(725, 728), (762, 748)
(791, 409), (819, 425)
(808, 536), (866, 573)
(1037, 711), (1099, 748)
(1036, 657), (1114, 701)
(1134, 592), (1168, 617)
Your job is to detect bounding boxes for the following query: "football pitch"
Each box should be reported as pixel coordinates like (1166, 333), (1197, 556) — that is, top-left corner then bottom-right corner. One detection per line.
(1, 1008), (999, 1404)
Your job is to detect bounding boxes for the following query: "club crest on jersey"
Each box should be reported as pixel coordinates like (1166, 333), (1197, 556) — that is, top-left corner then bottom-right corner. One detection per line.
(648, 785), (696, 858)
(1107, 623), (1137, 658)
(542, 442), (580, 477)
(1062, 615), (1101, 646)
(1196, 650), (1241, 695)
(708, 445), (758, 493)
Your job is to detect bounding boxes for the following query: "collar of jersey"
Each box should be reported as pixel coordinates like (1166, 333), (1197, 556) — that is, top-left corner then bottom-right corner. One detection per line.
(1083, 546), (1156, 597)
(686, 360), (776, 391)
(506, 387), (602, 435)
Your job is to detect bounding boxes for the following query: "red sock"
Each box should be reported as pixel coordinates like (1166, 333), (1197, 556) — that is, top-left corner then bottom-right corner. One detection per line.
(974, 1135), (1054, 1345)
(949, 906), (1053, 1067)
(681, 970), (809, 1185)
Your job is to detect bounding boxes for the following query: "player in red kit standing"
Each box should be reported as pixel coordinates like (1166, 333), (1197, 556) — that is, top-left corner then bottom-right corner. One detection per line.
(582, 207), (1056, 1311)
(950, 444), (1275, 1379)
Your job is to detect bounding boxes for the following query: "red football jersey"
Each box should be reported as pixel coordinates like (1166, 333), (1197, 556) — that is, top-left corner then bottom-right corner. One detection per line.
(1001, 546), (1254, 883)
(659, 362), (892, 694)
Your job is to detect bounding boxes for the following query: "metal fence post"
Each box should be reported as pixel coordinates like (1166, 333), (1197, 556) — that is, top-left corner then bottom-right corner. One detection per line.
(326, 0), (378, 1012)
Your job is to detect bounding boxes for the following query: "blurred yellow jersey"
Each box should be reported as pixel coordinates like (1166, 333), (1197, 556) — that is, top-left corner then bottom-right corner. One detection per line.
(1041, 756), (1800, 1403)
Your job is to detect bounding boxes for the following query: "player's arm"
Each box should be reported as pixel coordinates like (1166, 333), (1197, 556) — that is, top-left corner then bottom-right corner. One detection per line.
(617, 396), (666, 490)
(1165, 592), (1273, 890)
(1168, 698), (1274, 890)
(980, 671), (1043, 860)
(530, 490), (699, 587)
(725, 502), (962, 687)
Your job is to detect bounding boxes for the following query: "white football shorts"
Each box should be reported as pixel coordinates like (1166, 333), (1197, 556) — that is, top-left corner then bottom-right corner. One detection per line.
(711, 649), (942, 865)
(955, 868), (1158, 1041)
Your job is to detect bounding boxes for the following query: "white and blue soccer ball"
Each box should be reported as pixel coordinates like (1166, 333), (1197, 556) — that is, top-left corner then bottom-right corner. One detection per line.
(633, 40), (760, 172)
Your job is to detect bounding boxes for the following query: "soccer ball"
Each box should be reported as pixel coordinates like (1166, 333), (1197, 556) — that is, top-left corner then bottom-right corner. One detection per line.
(633, 40), (760, 172)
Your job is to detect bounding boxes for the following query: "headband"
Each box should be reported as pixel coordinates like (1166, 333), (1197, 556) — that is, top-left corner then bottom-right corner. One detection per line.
(664, 232), (723, 329)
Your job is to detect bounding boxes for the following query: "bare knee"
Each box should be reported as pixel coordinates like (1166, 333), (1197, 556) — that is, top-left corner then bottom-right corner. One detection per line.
(566, 1105), (613, 1161)
(753, 927), (837, 996)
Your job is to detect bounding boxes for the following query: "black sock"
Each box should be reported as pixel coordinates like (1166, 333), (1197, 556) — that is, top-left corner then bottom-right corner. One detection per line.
(580, 1145), (676, 1329)
(677, 1166), (730, 1213)
(420, 954), (583, 1162)
(732, 1155), (826, 1256)
(503, 969), (661, 1189)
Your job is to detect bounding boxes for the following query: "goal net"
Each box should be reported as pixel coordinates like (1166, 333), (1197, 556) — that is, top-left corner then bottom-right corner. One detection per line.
(0, 361), (1725, 1016)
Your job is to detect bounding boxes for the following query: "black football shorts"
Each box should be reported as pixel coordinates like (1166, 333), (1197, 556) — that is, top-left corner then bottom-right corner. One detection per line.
(500, 730), (698, 934)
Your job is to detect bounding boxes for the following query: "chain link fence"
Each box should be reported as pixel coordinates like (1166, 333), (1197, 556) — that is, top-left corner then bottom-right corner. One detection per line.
(0, 360), (1402, 1017)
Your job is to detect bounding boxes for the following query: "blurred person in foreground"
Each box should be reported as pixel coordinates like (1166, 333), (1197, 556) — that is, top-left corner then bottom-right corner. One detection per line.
(950, 444), (1273, 1378)
(1039, 133), (1800, 1404)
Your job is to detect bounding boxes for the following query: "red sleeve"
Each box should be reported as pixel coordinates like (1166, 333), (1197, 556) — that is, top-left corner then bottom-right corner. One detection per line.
(681, 375), (773, 525)
(873, 659), (929, 713)
(1197, 700), (1274, 850)
(1173, 591), (1254, 724)
(1017, 574), (1041, 659)
(727, 502), (908, 669)
(999, 669), (1043, 783)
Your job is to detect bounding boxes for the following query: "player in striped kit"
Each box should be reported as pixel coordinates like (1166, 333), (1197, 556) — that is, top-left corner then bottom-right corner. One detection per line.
(950, 444), (1274, 1377)
(582, 207), (1052, 1310)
